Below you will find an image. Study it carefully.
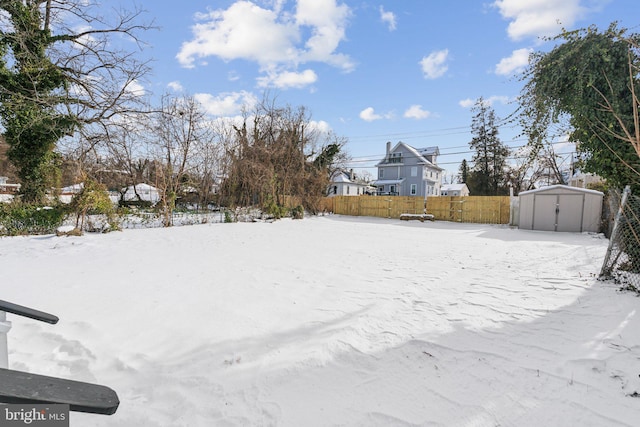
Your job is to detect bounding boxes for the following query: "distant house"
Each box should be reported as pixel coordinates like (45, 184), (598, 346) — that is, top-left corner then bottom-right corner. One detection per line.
(373, 142), (443, 197)
(328, 170), (374, 196)
(440, 183), (470, 197)
(59, 183), (84, 204)
(0, 176), (20, 196)
(568, 172), (603, 189)
(122, 183), (160, 204)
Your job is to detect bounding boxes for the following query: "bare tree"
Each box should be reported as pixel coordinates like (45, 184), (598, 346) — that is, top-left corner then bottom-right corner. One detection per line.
(221, 97), (346, 215)
(150, 94), (211, 226)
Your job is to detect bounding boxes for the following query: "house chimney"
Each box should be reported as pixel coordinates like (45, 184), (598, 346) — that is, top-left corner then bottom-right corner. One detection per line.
(386, 141), (391, 156)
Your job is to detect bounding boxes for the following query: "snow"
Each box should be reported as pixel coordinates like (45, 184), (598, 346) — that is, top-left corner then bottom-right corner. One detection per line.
(1, 215), (639, 426)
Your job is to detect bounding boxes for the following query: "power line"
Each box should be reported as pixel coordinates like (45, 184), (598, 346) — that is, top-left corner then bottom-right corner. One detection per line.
(344, 118), (520, 142)
(346, 140), (577, 169)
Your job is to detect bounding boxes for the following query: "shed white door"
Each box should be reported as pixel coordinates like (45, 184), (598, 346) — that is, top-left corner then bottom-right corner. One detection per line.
(533, 194), (585, 232)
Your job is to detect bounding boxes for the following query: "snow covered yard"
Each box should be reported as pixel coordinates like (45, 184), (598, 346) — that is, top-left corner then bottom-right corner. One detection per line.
(1, 215), (639, 426)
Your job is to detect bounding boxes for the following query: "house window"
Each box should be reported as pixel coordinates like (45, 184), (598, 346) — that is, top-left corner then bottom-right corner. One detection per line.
(410, 184), (417, 195)
(389, 153), (402, 163)
(333, 186), (337, 195)
(347, 186), (350, 195)
(390, 185), (396, 194)
(411, 167), (417, 177)
(379, 169), (384, 179)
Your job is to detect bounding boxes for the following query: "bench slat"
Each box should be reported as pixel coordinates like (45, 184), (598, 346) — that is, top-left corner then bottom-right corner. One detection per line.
(0, 300), (59, 324)
(0, 368), (119, 415)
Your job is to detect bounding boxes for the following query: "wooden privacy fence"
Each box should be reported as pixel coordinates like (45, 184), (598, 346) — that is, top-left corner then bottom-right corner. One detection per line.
(326, 196), (511, 224)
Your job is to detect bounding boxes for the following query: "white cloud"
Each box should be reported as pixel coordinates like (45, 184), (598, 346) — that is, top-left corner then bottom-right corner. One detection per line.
(487, 95), (510, 106)
(379, 6), (397, 31)
(404, 105), (431, 120)
(459, 96), (510, 108)
(177, 2), (297, 68)
(295, 0), (354, 70)
(194, 91), (258, 116)
(125, 79), (145, 97)
(359, 107), (382, 122)
(308, 120), (332, 135)
(493, 0), (586, 41)
(359, 107), (393, 122)
(176, 0), (353, 87)
(256, 69), (318, 89)
(167, 81), (184, 92)
(495, 48), (533, 76)
(420, 49), (449, 79)
(459, 98), (475, 108)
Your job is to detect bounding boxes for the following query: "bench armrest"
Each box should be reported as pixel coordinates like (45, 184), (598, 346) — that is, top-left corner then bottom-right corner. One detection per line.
(0, 300), (59, 324)
(0, 368), (119, 415)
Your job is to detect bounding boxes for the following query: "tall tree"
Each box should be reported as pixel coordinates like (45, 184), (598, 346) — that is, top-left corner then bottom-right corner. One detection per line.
(518, 23), (640, 190)
(467, 97), (510, 195)
(458, 159), (469, 184)
(150, 94), (212, 226)
(0, 0), (152, 202)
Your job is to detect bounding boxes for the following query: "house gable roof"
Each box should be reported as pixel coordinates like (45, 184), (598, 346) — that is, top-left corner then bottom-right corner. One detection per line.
(441, 183), (468, 192)
(331, 173), (351, 183)
(377, 141), (443, 171)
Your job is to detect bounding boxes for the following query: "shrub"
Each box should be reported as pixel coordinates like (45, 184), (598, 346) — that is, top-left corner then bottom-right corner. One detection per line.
(290, 205), (304, 219)
(262, 197), (288, 219)
(0, 202), (67, 236)
(69, 178), (118, 233)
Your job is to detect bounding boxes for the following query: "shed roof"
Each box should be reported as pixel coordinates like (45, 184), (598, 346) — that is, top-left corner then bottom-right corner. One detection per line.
(519, 184), (603, 197)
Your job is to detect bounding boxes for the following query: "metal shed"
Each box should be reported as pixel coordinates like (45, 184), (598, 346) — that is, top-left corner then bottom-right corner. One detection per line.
(518, 185), (604, 232)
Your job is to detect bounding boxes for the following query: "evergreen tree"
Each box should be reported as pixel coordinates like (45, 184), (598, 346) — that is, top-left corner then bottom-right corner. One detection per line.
(458, 159), (469, 184)
(467, 98), (510, 195)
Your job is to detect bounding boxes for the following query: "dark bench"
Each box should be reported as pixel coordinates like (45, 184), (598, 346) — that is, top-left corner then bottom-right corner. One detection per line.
(0, 300), (119, 415)
(399, 213), (435, 222)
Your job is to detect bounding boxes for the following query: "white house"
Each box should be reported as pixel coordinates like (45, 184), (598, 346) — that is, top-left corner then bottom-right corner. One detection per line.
(328, 170), (374, 196)
(440, 183), (470, 197)
(374, 142), (443, 197)
(569, 172), (603, 189)
(122, 183), (160, 204)
(0, 177), (20, 200)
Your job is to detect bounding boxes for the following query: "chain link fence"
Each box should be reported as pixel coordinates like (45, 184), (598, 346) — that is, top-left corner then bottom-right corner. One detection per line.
(600, 187), (640, 292)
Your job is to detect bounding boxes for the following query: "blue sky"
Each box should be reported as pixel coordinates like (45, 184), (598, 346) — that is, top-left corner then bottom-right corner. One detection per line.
(135, 0), (637, 180)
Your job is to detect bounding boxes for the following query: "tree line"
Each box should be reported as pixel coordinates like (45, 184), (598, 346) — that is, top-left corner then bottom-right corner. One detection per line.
(0, 0), (638, 216)
(0, 0), (346, 226)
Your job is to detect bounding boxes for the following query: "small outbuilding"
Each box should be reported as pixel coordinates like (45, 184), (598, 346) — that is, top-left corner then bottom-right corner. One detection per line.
(441, 183), (470, 197)
(122, 183), (160, 205)
(518, 185), (603, 233)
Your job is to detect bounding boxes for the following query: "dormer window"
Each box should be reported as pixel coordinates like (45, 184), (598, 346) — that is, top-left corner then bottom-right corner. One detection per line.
(389, 153), (402, 163)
